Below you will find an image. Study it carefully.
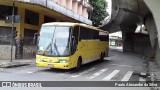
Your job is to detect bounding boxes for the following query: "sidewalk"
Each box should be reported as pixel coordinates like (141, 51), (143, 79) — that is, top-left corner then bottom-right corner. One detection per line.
(148, 60), (160, 81)
(0, 59), (35, 68)
(148, 60), (160, 90)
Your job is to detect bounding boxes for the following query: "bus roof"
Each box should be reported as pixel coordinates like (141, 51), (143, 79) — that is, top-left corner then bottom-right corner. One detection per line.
(42, 22), (108, 34)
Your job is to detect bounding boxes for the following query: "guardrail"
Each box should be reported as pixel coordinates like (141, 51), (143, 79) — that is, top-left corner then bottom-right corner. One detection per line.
(16, 0), (92, 25)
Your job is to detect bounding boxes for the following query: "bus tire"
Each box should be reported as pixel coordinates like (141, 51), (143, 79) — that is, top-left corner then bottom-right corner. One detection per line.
(76, 57), (82, 69)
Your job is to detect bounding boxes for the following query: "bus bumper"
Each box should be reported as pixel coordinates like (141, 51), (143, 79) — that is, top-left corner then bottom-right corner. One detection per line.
(36, 61), (71, 69)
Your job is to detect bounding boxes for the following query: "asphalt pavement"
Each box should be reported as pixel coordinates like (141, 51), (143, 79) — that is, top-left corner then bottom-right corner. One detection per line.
(0, 49), (159, 90)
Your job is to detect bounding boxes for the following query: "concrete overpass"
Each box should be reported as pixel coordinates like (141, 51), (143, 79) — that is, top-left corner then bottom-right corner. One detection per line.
(101, 0), (160, 64)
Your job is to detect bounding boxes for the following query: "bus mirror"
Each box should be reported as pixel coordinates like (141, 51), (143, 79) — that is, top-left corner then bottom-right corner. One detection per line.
(33, 33), (39, 45)
(72, 36), (76, 44)
(72, 36), (75, 41)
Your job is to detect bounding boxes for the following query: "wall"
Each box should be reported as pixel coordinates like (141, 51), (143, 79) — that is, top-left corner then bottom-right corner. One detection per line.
(133, 33), (154, 58)
(23, 46), (36, 59)
(0, 45), (15, 60)
(122, 31), (154, 58)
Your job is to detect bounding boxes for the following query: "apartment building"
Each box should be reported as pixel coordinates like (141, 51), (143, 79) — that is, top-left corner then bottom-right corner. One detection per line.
(0, 0), (93, 59)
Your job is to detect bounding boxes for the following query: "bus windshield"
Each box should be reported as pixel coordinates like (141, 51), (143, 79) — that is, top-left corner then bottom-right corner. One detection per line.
(37, 25), (71, 56)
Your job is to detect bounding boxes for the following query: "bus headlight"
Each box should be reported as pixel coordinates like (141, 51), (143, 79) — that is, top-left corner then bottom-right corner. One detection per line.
(58, 59), (68, 63)
(36, 59), (42, 62)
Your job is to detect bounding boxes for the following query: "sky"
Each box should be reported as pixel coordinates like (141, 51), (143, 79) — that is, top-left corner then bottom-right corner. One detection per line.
(106, 0), (112, 15)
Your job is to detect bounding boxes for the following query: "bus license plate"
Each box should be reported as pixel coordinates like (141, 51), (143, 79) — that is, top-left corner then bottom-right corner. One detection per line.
(48, 64), (53, 67)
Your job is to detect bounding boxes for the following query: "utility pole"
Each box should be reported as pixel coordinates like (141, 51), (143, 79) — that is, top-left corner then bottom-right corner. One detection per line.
(10, 0), (15, 62)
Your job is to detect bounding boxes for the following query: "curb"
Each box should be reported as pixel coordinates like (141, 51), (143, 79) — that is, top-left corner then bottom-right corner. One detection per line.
(0, 62), (30, 68)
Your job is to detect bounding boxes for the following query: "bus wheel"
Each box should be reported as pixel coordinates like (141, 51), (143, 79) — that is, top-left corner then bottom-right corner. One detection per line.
(76, 58), (82, 69)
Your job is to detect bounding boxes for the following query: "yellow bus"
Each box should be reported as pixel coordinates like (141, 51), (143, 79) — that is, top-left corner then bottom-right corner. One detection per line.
(35, 22), (109, 69)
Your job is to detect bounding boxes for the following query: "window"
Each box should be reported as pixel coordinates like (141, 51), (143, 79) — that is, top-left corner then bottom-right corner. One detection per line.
(25, 10), (39, 25)
(80, 26), (90, 40)
(93, 30), (99, 39)
(24, 29), (38, 46)
(71, 26), (79, 54)
(44, 16), (56, 23)
(99, 32), (109, 41)
(80, 26), (99, 40)
(79, 26), (109, 41)
(73, 26), (79, 41)
(0, 27), (16, 45)
(0, 5), (17, 20)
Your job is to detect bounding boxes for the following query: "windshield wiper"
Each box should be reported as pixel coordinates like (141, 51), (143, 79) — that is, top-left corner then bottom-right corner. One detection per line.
(42, 43), (52, 56)
(53, 39), (60, 57)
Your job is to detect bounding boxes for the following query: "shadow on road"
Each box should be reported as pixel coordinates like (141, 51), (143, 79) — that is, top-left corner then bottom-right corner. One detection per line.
(37, 60), (110, 74)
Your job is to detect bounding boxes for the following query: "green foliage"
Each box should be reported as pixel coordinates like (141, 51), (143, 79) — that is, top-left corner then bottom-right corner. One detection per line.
(90, 0), (109, 27)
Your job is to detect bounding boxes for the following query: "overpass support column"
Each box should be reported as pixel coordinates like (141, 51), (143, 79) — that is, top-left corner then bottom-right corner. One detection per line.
(144, 0), (160, 64)
(121, 27), (136, 52)
(145, 17), (160, 64)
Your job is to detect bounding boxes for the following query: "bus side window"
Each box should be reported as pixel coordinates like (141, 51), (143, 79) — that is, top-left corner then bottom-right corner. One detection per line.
(99, 32), (109, 41)
(80, 26), (90, 40)
(93, 30), (99, 39)
(71, 26), (79, 54)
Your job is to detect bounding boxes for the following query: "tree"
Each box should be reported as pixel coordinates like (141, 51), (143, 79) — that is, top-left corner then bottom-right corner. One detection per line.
(90, 0), (109, 27)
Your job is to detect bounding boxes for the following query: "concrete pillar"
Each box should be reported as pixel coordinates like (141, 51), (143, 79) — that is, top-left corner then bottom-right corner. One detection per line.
(144, 0), (160, 48)
(78, 3), (82, 15)
(145, 17), (160, 62)
(144, 0), (160, 63)
(59, 0), (66, 7)
(66, 0), (72, 10)
(53, 0), (59, 4)
(82, 7), (88, 18)
(155, 43), (160, 65)
(121, 26), (136, 52)
(122, 31), (134, 52)
(72, 1), (78, 13)
(145, 17), (157, 48)
(16, 7), (25, 59)
(39, 13), (44, 31)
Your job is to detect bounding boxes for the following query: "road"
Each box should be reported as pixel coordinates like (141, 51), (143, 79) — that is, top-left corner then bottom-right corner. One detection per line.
(0, 49), (154, 90)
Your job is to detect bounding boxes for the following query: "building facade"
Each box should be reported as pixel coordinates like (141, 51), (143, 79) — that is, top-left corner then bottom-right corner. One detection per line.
(0, 0), (92, 59)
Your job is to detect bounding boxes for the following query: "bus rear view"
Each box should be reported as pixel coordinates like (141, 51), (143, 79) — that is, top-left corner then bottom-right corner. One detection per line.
(36, 22), (109, 69)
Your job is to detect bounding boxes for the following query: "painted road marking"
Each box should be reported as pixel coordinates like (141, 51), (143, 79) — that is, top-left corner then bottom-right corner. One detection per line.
(103, 70), (120, 81)
(87, 68), (108, 79)
(121, 71), (133, 81)
(71, 67), (96, 77)
(108, 64), (133, 67)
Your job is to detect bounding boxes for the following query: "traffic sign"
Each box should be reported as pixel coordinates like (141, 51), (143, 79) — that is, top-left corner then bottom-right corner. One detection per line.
(5, 15), (21, 23)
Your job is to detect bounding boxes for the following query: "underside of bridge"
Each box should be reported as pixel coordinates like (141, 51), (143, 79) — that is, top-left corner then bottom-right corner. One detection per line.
(101, 0), (160, 64)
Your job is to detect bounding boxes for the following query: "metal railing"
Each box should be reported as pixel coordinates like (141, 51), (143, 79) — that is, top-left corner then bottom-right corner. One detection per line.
(15, 0), (92, 25)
